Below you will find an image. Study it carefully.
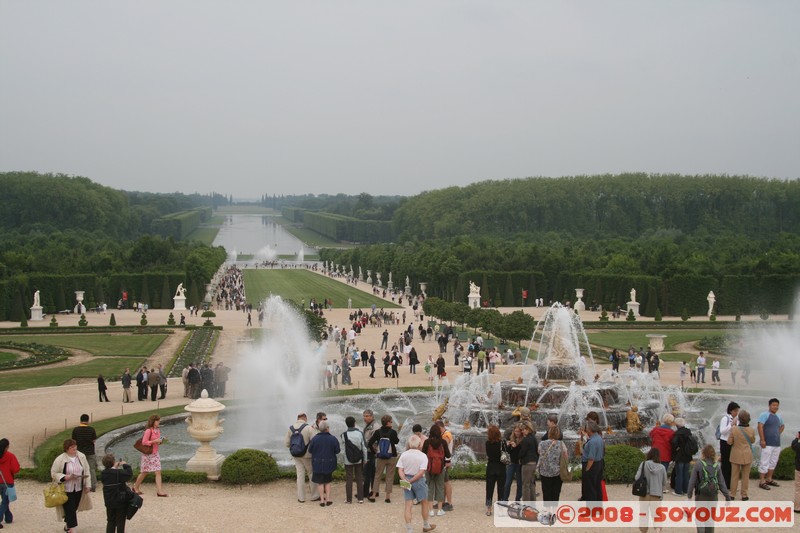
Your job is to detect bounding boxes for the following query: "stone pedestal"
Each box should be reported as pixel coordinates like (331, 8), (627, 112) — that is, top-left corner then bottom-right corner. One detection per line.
(185, 390), (226, 480)
(30, 306), (44, 321)
(468, 294), (480, 309)
(626, 301), (640, 318)
(646, 334), (666, 352)
(174, 296), (187, 311)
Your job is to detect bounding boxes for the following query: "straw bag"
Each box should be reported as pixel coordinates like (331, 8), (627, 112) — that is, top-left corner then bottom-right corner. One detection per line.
(559, 443), (571, 482)
(43, 482), (68, 508)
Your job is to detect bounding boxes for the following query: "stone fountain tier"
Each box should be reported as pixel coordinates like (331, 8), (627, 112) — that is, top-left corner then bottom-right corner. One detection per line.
(535, 363), (587, 381)
(453, 427), (651, 460)
(499, 380), (621, 408)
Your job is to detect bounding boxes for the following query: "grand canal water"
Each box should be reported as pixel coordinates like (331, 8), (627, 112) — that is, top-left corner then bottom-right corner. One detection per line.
(212, 214), (316, 260)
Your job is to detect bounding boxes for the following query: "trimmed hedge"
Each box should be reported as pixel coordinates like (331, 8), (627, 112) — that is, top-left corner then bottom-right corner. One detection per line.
(602, 444), (646, 483)
(221, 449), (280, 484)
(774, 446), (797, 481)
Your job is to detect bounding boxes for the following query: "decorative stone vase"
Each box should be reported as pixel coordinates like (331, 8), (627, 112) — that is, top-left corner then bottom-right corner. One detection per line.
(185, 389), (226, 479)
(574, 288), (585, 312)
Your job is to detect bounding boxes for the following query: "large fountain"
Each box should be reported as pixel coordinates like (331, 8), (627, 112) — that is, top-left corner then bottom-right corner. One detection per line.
(431, 303), (703, 458)
(106, 301), (736, 468)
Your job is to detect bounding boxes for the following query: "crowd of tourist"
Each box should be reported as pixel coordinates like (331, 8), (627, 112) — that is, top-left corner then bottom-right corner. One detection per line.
(286, 410), (461, 532)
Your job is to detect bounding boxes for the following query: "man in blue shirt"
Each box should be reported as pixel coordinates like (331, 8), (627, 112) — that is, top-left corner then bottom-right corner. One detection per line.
(581, 421), (604, 506)
(757, 398), (785, 491)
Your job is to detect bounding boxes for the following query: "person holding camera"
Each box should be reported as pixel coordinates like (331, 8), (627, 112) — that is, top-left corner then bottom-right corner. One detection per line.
(101, 454), (132, 533)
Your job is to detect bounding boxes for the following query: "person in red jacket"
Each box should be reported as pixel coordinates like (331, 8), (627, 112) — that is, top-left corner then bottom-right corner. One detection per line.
(0, 438), (21, 528)
(649, 414), (676, 475)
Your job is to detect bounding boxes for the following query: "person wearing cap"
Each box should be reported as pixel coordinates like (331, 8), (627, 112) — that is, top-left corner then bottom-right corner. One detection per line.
(285, 413), (318, 503)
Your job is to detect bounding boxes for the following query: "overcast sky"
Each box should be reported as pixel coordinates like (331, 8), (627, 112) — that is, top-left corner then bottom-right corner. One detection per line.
(1, 1), (798, 199)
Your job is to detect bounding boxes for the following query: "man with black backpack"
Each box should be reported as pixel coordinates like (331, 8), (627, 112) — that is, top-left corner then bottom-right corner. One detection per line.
(341, 416), (367, 504)
(285, 413), (318, 503)
(367, 414), (400, 503)
(670, 417), (697, 496)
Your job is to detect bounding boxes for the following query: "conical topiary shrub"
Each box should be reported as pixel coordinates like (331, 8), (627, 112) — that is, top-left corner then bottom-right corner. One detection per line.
(109, 313), (117, 326)
(50, 316), (58, 327)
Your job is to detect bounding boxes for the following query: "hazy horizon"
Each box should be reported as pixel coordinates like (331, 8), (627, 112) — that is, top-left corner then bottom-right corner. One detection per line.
(2, 1), (798, 198)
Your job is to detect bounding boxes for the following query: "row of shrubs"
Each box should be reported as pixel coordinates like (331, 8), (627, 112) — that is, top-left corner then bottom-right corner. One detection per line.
(20, 444), (795, 486)
(217, 445), (797, 485)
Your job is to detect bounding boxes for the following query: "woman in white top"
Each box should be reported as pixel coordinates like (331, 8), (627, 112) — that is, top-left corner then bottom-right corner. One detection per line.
(51, 438), (92, 533)
(719, 401), (740, 493)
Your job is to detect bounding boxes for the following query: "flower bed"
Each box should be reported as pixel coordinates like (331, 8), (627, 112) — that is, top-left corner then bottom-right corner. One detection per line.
(167, 328), (219, 377)
(0, 341), (70, 370)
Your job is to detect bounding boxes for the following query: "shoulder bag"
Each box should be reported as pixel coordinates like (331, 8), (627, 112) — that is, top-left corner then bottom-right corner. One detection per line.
(500, 440), (511, 465)
(559, 442), (571, 482)
(43, 482), (68, 508)
(134, 429), (153, 455)
(631, 461), (648, 497)
(738, 426), (755, 454)
(0, 470), (16, 502)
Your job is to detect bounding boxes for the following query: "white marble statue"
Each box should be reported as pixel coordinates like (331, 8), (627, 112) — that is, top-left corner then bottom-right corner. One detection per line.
(175, 283), (187, 298)
(405, 275), (410, 287)
(707, 291), (716, 316)
(630, 288), (637, 303)
(469, 281), (480, 296)
(33, 290), (41, 307)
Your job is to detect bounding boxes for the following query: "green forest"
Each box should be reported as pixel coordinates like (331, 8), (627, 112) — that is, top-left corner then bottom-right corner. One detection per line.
(320, 174), (800, 315)
(3, 171), (799, 319)
(0, 172), (226, 320)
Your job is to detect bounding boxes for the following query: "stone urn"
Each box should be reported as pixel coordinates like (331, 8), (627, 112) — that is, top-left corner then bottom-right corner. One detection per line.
(184, 389), (226, 479)
(574, 288), (585, 312)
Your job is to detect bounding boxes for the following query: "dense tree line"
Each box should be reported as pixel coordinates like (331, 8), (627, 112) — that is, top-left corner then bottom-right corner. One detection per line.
(319, 174), (800, 314)
(320, 231), (800, 315)
(0, 172), (222, 239)
(0, 173), (227, 320)
(267, 192), (401, 221)
(392, 174), (800, 241)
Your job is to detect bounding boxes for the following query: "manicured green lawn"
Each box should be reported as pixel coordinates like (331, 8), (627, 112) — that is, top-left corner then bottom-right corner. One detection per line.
(273, 216), (356, 248)
(0, 356), (145, 391)
(244, 269), (401, 308)
(185, 226), (221, 245)
(0, 351), (17, 364)
(0, 334), (168, 356)
(586, 330), (736, 351)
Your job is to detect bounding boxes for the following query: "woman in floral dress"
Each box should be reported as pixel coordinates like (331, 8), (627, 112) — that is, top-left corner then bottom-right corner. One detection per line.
(133, 414), (168, 497)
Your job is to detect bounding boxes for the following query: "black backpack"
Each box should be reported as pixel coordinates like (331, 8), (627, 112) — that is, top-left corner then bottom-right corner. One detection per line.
(684, 434), (699, 456)
(632, 462), (648, 497)
(342, 430), (364, 463)
(289, 424), (309, 457)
